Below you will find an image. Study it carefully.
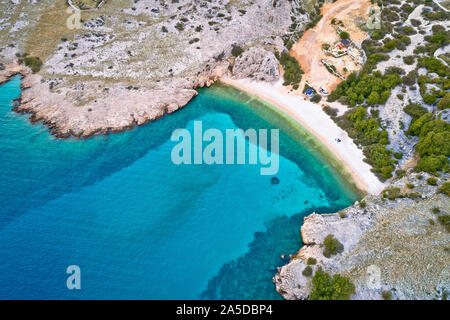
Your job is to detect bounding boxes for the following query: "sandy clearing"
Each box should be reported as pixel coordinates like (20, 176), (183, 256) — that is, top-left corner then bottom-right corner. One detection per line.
(290, 0), (372, 93)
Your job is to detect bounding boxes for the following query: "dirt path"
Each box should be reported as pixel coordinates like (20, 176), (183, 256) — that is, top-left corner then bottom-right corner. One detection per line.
(290, 0), (371, 93)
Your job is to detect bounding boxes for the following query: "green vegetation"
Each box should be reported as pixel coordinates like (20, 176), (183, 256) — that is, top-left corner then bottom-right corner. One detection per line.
(334, 106), (395, 180)
(439, 182), (450, 196)
(403, 55), (415, 65)
(407, 113), (449, 174)
(302, 266), (313, 277)
(438, 214), (450, 232)
(309, 268), (355, 300)
(432, 207), (440, 214)
(382, 187), (401, 200)
(437, 92), (450, 110)
(359, 200), (366, 208)
(404, 103), (428, 120)
(231, 45), (244, 57)
(427, 177), (438, 186)
(328, 71), (401, 107)
(307, 257), (317, 265)
(323, 234), (344, 258)
(22, 56), (43, 73)
(382, 290), (392, 300)
(311, 94), (322, 103)
(339, 211), (347, 218)
(323, 105), (338, 117)
(277, 51), (304, 88)
(394, 152), (403, 160)
(340, 31), (350, 39)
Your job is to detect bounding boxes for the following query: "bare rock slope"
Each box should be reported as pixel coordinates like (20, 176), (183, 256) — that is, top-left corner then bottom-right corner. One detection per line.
(0, 0), (308, 138)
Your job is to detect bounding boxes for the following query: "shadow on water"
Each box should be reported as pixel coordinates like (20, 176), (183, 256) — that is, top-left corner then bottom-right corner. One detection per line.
(200, 205), (342, 300)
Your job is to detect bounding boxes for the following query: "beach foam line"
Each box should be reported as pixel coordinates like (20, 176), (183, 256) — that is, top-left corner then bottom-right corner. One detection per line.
(220, 77), (385, 195)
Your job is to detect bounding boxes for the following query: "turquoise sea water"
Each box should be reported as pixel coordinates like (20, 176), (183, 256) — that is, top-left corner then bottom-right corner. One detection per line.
(0, 76), (359, 299)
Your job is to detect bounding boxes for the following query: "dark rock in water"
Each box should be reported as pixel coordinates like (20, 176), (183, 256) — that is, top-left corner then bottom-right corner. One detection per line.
(271, 177), (280, 185)
(12, 98), (21, 108)
(304, 200), (309, 204)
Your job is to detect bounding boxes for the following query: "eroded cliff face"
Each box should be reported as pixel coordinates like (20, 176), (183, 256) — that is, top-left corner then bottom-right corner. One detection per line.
(274, 171), (450, 300)
(0, 0), (308, 138)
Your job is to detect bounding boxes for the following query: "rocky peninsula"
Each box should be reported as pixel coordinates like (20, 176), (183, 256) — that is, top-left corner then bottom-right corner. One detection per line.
(274, 171), (449, 300)
(0, 0), (307, 138)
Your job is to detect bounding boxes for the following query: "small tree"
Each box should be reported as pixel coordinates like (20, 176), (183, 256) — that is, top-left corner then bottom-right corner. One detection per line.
(302, 266), (313, 277)
(382, 290), (392, 300)
(340, 31), (350, 39)
(309, 268), (355, 300)
(323, 234), (344, 258)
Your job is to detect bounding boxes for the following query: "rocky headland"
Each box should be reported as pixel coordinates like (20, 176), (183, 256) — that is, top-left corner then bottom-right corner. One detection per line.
(274, 171), (449, 300)
(0, 0), (308, 138)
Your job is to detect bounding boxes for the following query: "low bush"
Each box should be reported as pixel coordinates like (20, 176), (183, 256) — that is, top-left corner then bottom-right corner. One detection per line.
(278, 51), (304, 88)
(382, 290), (392, 300)
(427, 177), (438, 186)
(438, 214), (450, 231)
(439, 182), (450, 196)
(309, 268), (355, 300)
(302, 266), (313, 277)
(323, 234), (344, 258)
(23, 56), (42, 73)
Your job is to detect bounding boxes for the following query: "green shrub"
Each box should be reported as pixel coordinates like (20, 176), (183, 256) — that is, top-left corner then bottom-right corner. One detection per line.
(311, 94), (322, 103)
(438, 214), (450, 231)
(340, 31), (350, 39)
(359, 200), (367, 208)
(383, 187), (402, 200)
(403, 56), (415, 65)
(323, 105), (338, 117)
(404, 103), (428, 120)
(302, 266), (313, 277)
(323, 234), (344, 258)
(432, 207), (440, 214)
(278, 51), (304, 88)
(407, 114), (450, 174)
(406, 183), (415, 189)
(394, 152), (403, 159)
(231, 45), (244, 57)
(439, 182), (450, 196)
(309, 268), (355, 300)
(307, 257), (317, 265)
(23, 56), (43, 73)
(427, 177), (438, 186)
(396, 169), (406, 178)
(339, 211), (347, 218)
(437, 92), (450, 110)
(429, 218), (435, 225)
(382, 290), (392, 300)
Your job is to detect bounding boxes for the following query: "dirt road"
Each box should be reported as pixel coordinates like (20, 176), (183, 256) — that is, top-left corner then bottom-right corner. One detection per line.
(290, 0), (371, 93)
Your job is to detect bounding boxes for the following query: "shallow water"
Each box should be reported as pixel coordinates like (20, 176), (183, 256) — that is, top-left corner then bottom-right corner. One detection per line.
(0, 76), (359, 299)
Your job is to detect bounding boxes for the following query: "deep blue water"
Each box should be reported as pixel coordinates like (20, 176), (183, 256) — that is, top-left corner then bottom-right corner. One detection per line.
(0, 76), (359, 299)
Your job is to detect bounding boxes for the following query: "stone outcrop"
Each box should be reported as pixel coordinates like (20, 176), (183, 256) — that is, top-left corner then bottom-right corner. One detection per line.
(274, 171), (450, 300)
(232, 47), (280, 82)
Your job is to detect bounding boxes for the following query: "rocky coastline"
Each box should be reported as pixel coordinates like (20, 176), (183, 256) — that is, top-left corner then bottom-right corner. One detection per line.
(0, 0), (307, 139)
(274, 171), (449, 300)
